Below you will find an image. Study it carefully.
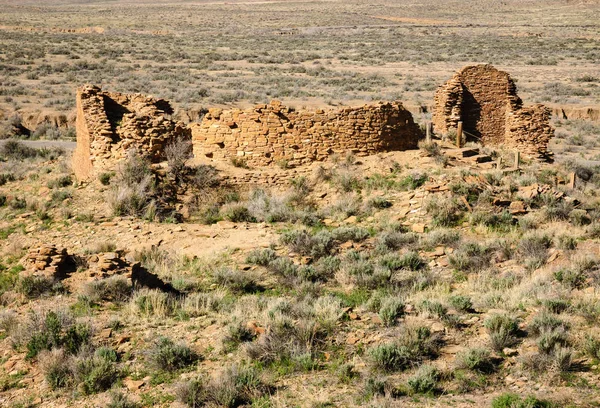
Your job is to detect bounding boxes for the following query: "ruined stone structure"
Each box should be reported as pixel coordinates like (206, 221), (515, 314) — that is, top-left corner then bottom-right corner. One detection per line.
(433, 65), (554, 160)
(73, 85), (189, 180)
(190, 101), (422, 167)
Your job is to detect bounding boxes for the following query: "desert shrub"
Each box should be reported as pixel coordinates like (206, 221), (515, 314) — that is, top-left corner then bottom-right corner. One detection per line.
(378, 297), (405, 327)
(176, 365), (270, 408)
(398, 172), (427, 190)
(484, 314), (519, 352)
(130, 289), (178, 318)
(569, 209), (591, 226)
(230, 157), (249, 168)
(362, 376), (389, 400)
(419, 141), (447, 165)
(456, 348), (495, 373)
(449, 295), (473, 312)
(528, 312), (569, 336)
(330, 226), (370, 242)
(470, 210), (514, 231)
(542, 298), (570, 314)
(221, 203), (254, 222)
(98, 172), (114, 186)
(418, 300), (447, 318)
(1, 140), (37, 160)
(108, 151), (155, 217)
(368, 196), (392, 209)
(39, 348), (72, 390)
(83, 276), (131, 302)
(245, 189), (295, 223)
(190, 164), (220, 192)
(213, 268), (259, 293)
(518, 233), (552, 271)
(72, 350), (120, 395)
(47, 175), (72, 189)
(0, 172), (16, 186)
(406, 364), (439, 394)
(280, 229), (334, 259)
(553, 256), (598, 289)
(583, 335), (600, 361)
(333, 169), (362, 192)
(146, 337), (198, 372)
(491, 393), (554, 408)
(19, 310), (92, 359)
(165, 137), (192, 181)
(369, 326), (441, 372)
(246, 248), (278, 266)
(556, 234), (577, 251)
(376, 230), (419, 251)
(16, 275), (55, 298)
(449, 242), (492, 273)
(425, 196), (465, 227)
(223, 322), (256, 352)
(107, 391), (140, 408)
(536, 329), (569, 355)
(421, 229), (461, 248)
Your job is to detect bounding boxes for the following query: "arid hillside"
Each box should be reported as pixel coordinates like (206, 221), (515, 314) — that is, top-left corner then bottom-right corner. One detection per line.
(0, 1), (600, 408)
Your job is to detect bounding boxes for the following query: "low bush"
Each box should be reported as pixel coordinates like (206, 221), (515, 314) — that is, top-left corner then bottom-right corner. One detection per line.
(369, 326), (441, 372)
(456, 348), (495, 373)
(378, 297), (405, 327)
(406, 364), (440, 394)
(491, 393), (554, 408)
(449, 295), (473, 312)
(213, 268), (260, 293)
(425, 196), (465, 227)
(146, 337), (198, 372)
(83, 276), (131, 302)
(176, 365), (270, 408)
(484, 314), (519, 352)
(449, 242), (492, 273)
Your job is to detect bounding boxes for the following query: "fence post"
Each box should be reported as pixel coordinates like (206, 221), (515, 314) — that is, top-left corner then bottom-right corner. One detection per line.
(426, 122), (431, 142)
(569, 172), (576, 189)
(456, 121), (463, 147)
(514, 151), (520, 169)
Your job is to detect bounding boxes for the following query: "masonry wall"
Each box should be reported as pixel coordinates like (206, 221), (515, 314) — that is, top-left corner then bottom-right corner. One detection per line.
(433, 64), (554, 160)
(190, 101), (422, 167)
(72, 85), (189, 180)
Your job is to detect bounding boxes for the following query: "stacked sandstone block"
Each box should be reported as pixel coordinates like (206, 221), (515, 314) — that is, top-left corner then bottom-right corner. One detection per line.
(190, 101), (422, 167)
(23, 245), (69, 277)
(73, 85), (189, 180)
(433, 65), (554, 161)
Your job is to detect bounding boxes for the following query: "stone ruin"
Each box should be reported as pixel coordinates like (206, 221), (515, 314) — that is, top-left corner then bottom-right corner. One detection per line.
(72, 85), (189, 180)
(433, 64), (554, 161)
(73, 65), (557, 179)
(190, 101), (422, 167)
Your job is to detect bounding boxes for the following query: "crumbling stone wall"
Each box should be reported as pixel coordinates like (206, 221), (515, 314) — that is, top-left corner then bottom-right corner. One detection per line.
(433, 65), (554, 160)
(190, 101), (422, 167)
(73, 85), (189, 180)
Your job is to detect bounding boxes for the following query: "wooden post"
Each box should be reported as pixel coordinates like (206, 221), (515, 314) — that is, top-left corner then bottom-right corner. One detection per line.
(456, 121), (463, 147)
(514, 151), (520, 169)
(569, 172), (576, 189)
(496, 156), (502, 169)
(426, 122), (431, 142)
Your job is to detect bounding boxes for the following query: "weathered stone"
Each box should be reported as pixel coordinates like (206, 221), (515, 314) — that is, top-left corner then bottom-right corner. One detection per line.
(433, 65), (554, 161)
(191, 101), (422, 167)
(73, 85), (190, 180)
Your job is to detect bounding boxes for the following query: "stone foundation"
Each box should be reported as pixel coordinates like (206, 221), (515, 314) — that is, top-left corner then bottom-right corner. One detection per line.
(190, 101), (422, 167)
(433, 65), (554, 161)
